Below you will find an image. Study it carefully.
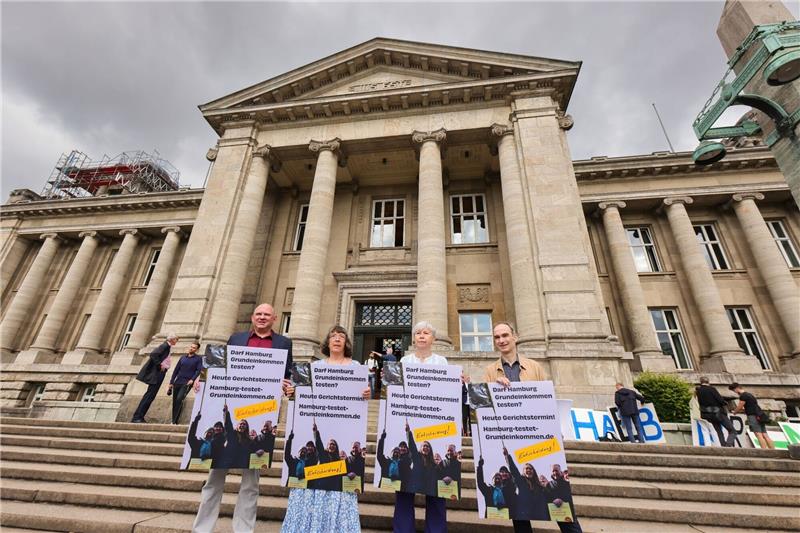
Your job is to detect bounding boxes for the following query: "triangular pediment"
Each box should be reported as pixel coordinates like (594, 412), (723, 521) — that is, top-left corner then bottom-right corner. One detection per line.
(200, 38), (581, 115)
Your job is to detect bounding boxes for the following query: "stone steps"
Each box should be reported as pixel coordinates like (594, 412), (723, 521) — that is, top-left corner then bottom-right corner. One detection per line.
(2, 417), (799, 532)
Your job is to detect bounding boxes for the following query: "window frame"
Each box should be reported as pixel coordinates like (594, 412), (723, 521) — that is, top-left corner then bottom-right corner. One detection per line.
(649, 308), (693, 370)
(458, 311), (493, 352)
(693, 223), (730, 270)
(767, 220), (800, 268)
(625, 226), (662, 273)
(292, 204), (310, 251)
(141, 248), (162, 286)
(450, 193), (490, 245)
(281, 313), (291, 336)
(370, 198), (406, 248)
(79, 384), (97, 403)
(117, 313), (138, 351)
(726, 307), (771, 370)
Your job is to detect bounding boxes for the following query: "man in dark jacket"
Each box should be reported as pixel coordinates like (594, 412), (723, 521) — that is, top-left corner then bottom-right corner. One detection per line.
(696, 376), (736, 447)
(131, 333), (178, 422)
(192, 303), (293, 533)
(168, 340), (203, 424)
(614, 382), (646, 443)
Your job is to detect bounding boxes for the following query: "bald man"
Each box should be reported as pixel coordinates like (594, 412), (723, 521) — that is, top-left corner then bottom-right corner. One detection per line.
(192, 303), (293, 533)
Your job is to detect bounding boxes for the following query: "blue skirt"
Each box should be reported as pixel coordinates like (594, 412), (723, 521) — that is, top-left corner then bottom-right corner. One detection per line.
(280, 488), (361, 533)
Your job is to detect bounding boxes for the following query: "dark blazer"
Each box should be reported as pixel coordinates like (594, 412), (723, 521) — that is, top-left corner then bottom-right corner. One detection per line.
(614, 387), (645, 416)
(227, 330), (293, 379)
(136, 342), (171, 385)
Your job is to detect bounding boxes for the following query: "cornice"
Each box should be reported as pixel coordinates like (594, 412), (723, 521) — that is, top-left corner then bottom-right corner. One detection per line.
(332, 268), (417, 282)
(203, 69), (578, 134)
(0, 189), (204, 220)
(573, 146), (777, 181)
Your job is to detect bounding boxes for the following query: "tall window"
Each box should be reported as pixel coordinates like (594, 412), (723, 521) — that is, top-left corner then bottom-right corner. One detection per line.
(451, 194), (489, 244)
(79, 384), (97, 403)
(693, 224), (729, 270)
(27, 383), (46, 406)
(281, 313), (291, 335)
(142, 248), (161, 286)
(649, 308), (692, 369)
(726, 307), (770, 370)
(117, 314), (137, 351)
(459, 312), (493, 352)
(626, 227), (661, 272)
(767, 220), (800, 268)
(293, 204), (310, 251)
(371, 199), (405, 247)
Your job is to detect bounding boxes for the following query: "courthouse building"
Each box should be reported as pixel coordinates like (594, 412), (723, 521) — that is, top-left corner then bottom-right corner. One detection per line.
(1, 39), (798, 421)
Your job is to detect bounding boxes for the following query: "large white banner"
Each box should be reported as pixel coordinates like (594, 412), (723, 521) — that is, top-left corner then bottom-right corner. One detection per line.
(281, 363), (369, 493)
(472, 381), (576, 524)
(374, 362), (463, 500)
(180, 345), (287, 471)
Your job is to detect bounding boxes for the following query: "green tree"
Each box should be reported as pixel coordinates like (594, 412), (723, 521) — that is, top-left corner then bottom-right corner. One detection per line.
(633, 371), (692, 423)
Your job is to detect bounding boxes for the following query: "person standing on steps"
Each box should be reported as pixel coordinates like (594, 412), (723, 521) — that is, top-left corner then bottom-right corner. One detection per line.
(614, 382), (646, 444)
(168, 340), (202, 424)
(191, 303), (293, 533)
(132, 333), (178, 423)
(696, 376), (736, 447)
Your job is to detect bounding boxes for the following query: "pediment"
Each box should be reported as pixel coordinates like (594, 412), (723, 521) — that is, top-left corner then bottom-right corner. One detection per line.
(201, 38), (581, 115)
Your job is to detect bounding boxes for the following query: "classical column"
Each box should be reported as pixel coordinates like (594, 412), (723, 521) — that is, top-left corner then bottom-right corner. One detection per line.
(63, 229), (140, 364)
(662, 197), (758, 373)
(202, 146), (272, 344)
(598, 202), (672, 370)
(16, 231), (101, 363)
(111, 226), (183, 366)
(412, 129), (451, 347)
(491, 124), (544, 346)
(731, 193), (800, 361)
(0, 233), (62, 355)
(288, 139), (340, 354)
(0, 236), (31, 298)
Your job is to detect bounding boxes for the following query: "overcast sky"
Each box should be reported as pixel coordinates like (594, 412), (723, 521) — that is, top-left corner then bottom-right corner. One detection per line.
(2, 1), (798, 194)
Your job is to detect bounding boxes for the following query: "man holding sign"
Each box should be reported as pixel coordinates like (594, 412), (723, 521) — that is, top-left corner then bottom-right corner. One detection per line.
(482, 322), (582, 533)
(191, 303), (293, 533)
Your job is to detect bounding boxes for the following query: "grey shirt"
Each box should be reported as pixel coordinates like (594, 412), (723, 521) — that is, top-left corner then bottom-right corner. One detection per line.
(502, 359), (522, 383)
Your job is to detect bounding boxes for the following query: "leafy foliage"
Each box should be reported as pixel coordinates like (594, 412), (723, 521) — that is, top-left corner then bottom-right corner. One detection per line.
(633, 371), (692, 423)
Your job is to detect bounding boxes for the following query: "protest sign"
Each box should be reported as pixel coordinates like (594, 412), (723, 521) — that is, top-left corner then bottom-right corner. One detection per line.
(281, 361), (369, 493)
(374, 362), (463, 499)
(747, 429), (790, 449)
(692, 415), (751, 448)
(180, 345), (287, 471)
(779, 421), (800, 445)
(472, 381), (576, 524)
(608, 404), (666, 444)
(569, 408), (618, 441)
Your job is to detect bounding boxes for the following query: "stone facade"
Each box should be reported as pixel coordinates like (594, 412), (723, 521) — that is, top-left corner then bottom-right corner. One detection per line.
(1, 39), (798, 422)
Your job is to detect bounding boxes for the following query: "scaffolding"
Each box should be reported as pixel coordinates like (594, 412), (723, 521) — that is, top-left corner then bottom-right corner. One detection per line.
(41, 149), (181, 199)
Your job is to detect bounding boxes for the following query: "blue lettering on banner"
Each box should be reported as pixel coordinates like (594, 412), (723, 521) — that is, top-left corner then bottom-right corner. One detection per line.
(570, 409), (599, 441)
(599, 411), (617, 438)
(695, 420), (715, 446)
(638, 405), (664, 442)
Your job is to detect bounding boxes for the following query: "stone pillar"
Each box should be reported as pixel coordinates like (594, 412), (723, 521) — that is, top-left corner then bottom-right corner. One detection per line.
(202, 146), (272, 344)
(412, 129), (452, 348)
(598, 202), (673, 371)
(0, 236), (30, 298)
(63, 229), (140, 364)
(16, 231), (100, 363)
(662, 197), (758, 373)
(731, 193), (800, 369)
(491, 124), (544, 346)
(0, 233), (62, 356)
(288, 139), (340, 354)
(110, 226), (183, 366)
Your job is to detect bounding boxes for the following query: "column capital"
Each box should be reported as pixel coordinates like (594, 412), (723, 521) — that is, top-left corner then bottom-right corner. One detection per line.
(78, 230), (100, 239)
(557, 111), (574, 131)
(490, 123), (514, 138)
(161, 226), (183, 237)
(205, 146), (218, 161)
(39, 232), (61, 241)
(119, 228), (140, 237)
(662, 196), (694, 208)
(598, 200), (627, 211)
(732, 192), (765, 203)
(252, 144), (272, 159)
(308, 138), (341, 154)
(412, 128), (447, 145)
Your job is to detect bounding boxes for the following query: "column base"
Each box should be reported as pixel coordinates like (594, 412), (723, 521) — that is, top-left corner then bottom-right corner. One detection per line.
(14, 348), (54, 365)
(636, 351), (677, 372)
(432, 336), (453, 351)
(780, 354), (800, 374)
(291, 338), (321, 358)
(61, 348), (96, 365)
(109, 347), (142, 367)
(701, 351), (763, 374)
(515, 336), (547, 351)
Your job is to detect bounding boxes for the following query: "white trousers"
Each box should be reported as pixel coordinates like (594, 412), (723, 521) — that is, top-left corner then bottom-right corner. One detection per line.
(192, 468), (260, 533)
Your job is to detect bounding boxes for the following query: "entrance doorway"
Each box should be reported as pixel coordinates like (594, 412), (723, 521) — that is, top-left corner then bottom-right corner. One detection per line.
(352, 302), (412, 363)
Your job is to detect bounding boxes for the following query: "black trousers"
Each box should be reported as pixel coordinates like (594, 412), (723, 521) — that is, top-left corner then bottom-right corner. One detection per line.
(171, 383), (191, 423)
(132, 373), (165, 421)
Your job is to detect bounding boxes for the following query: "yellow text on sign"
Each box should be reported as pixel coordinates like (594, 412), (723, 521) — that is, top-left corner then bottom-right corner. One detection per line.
(305, 459), (347, 480)
(515, 437), (561, 464)
(414, 422), (457, 442)
(234, 399), (277, 420)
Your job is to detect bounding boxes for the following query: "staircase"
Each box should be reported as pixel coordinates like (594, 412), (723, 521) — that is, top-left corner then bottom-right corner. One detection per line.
(1, 404), (799, 533)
